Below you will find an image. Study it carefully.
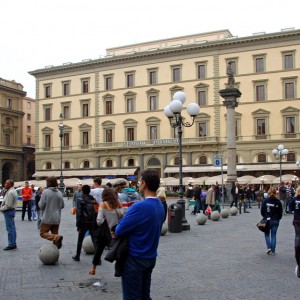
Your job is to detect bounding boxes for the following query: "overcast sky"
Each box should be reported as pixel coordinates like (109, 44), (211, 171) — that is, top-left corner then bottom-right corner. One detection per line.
(1, 0), (300, 98)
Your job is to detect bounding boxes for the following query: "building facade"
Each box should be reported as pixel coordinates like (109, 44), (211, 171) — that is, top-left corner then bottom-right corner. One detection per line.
(0, 78), (26, 184)
(29, 29), (300, 180)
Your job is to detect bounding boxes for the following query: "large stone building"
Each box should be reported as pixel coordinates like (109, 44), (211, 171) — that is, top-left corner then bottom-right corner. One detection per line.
(29, 28), (300, 180)
(0, 78), (35, 184)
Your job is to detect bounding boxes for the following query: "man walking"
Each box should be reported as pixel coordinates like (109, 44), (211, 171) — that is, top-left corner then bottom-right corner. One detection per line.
(0, 179), (18, 250)
(115, 169), (164, 300)
(90, 177), (104, 204)
(21, 181), (32, 221)
(39, 176), (64, 249)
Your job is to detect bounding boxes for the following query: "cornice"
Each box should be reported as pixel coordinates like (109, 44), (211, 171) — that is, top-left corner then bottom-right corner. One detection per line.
(28, 30), (300, 77)
(0, 84), (27, 96)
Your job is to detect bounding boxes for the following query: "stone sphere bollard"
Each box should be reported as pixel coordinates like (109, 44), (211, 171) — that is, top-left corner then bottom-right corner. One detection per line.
(196, 213), (207, 225)
(39, 244), (59, 265)
(220, 208), (230, 218)
(161, 223), (168, 235)
(211, 211), (220, 221)
(230, 206), (238, 216)
(82, 235), (95, 254)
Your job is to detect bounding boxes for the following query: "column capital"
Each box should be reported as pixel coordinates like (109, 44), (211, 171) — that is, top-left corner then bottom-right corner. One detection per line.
(219, 88), (242, 109)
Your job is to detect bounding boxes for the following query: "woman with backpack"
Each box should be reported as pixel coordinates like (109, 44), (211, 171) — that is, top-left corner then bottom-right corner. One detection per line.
(89, 188), (124, 275)
(72, 185), (98, 261)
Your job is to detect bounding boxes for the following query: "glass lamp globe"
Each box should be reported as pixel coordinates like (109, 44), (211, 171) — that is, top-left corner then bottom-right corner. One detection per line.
(278, 144), (284, 151)
(272, 149), (278, 155)
(187, 103), (200, 117)
(163, 105), (174, 118)
(282, 149), (289, 155)
(172, 91), (186, 104)
(169, 100), (183, 114)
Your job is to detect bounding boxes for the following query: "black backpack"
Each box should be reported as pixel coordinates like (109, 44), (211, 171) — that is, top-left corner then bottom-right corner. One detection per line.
(79, 197), (97, 223)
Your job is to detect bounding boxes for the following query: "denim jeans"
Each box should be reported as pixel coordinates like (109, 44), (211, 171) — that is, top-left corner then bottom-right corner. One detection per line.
(3, 210), (17, 247)
(122, 255), (156, 300)
(22, 200), (32, 220)
(265, 221), (279, 253)
(246, 198), (252, 208)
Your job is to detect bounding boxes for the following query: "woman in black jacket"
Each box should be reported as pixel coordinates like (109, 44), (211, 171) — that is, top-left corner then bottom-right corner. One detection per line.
(289, 186), (300, 278)
(261, 187), (283, 255)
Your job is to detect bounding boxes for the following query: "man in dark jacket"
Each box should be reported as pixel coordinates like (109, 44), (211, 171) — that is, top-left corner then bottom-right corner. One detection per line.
(193, 184), (202, 214)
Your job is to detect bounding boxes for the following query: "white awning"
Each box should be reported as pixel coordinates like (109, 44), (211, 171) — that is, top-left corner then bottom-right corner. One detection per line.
(33, 168), (138, 178)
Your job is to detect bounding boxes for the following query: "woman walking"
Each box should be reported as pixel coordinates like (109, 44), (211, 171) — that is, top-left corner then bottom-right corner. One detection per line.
(89, 188), (124, 275)
(289, 186), (300, 278)
(261, 187), (283, 255)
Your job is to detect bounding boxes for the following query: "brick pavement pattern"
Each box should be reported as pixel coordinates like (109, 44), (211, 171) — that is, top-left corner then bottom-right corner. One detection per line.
(0, 199), (299, 300)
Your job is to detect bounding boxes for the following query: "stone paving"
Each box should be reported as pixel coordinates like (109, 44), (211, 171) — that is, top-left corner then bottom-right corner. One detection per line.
(0, 199), (299, 300)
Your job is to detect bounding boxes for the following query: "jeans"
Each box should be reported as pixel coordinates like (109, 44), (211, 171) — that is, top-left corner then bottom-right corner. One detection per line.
(246, 198), (252, 208)
(22, 200), (32, 220)
(75, 223), (95, 258)
(122, 255), (156, 300)
(31, 201), (37, 219)
(264, 221), (279, 253)
(3, 210), (17, 247)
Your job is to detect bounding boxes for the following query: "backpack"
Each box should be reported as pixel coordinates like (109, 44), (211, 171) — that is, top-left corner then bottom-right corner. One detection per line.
(79, 197), (97, 223)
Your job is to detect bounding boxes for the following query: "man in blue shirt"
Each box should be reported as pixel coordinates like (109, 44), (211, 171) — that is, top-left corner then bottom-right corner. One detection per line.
(115, 169), (164, 300)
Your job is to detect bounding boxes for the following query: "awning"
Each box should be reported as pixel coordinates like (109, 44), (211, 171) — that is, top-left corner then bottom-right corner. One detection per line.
(33, 168), (138, 178)
(164, 163), (298, 173)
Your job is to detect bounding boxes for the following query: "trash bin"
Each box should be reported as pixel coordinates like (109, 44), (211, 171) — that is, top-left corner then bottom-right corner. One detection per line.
(168, 203), (182, 233)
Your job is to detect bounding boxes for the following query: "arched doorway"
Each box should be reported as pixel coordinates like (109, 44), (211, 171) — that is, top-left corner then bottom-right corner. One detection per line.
(147, 157), (161, 177)
(26, 160), (35, 180)
(2, 162), (11, 186)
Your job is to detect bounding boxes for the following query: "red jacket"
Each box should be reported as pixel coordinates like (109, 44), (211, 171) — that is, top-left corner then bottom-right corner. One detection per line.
(21, 187), (32, 201)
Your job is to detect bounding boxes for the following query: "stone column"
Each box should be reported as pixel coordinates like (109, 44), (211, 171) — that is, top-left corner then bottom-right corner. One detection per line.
(219, 88), (242, 203)
(139, 154), (144, 171)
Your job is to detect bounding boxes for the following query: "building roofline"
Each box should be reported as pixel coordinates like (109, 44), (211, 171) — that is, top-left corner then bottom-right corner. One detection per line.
(28, 28), (300, 77)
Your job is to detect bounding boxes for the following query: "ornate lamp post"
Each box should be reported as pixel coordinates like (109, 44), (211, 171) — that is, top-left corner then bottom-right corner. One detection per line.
(272, 144), (289, 185)
(58, 113), (65, 195)
(164, 91), (200, 231)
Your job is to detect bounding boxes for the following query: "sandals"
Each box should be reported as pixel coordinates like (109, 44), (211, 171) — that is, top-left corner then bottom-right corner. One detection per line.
(89, 267), (96, 275)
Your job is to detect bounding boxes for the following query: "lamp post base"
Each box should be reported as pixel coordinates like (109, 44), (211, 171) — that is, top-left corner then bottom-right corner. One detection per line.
(176, 198), (190, 231)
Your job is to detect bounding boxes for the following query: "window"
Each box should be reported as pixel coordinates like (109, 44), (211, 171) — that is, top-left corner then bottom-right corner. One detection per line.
(256, 85), (265, 101)
(27, 126), (31, 133)
(287, 152), (296, 162)
(26, 102), (31, 109)
(199, 122), (207, 137)
(63, 82), (70, 96)
(128, 159), (135, 166)
(149, 69), (157, 85)
(257, 153), (267, 163)
(83, 160), (90, 168)
(127, 128), (135, 141)
(45, 107), (51, 121)
(45, 85), (51, 98)
(105, 100), (112, 115)
(106, 160), (113, 167)
(45, 134), (51, 148)
(126, 98), (134, 113)
(104, 76), (113, 90)
(27, 137), (31, 145)
(82, 79), (89, 93)
(150, 126), (157, 140)
(172, 66), (181, 82)
(173, 126), (179, 138)
(197, 63), (206, 79)
(254, 57), (265, 73)
(285, 82), (295, 99)
(283, 52), (294, 70)
(174, 157), (180, 165)
(105, 129), (112, 142)
(5, 117), (10, 125)
(63, 133), (70, 147)
(45, 162), (52, 169)
(7, 99), (12, 109)
(64, 161), (70, 169)
(82, 103), (89, 117)
(199, 156), (207, 165)
(82, 131), (89, 146)
(5, 134), (10, 145)
(149, 96), (157, 111)
(257, 119), (266, 135)
(126, 73), (134, 88)
(286, 117), (295, 134)
(27, 114), (31, 121)
(197, 90), (207, 106)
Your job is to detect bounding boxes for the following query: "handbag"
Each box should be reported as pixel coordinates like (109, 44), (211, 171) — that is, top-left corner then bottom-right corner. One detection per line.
(256, 218), (269, 233)
(93, 219), (112, 245)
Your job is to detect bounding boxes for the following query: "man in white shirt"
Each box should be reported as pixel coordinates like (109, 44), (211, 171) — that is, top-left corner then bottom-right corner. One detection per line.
(90, 177), (104, 204)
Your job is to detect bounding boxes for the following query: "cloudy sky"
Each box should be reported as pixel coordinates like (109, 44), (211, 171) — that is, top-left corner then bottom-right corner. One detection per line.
(1, 0), (299, 98)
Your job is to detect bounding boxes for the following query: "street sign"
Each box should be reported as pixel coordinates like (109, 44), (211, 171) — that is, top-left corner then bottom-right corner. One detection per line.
(213, 155), (222, 167)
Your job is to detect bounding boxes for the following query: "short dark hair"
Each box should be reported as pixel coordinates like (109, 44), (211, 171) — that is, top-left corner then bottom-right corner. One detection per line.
(140, 169), (160, 192)
(46, 176), (58, 188)
(6, 179), (14, 187)
(106, 182), (112, 188)
(93, 177), (102, 185)
(82, 184), (91, 195)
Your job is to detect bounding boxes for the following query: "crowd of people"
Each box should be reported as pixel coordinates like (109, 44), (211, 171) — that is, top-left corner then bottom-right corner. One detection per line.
(0, 174), (299, 300)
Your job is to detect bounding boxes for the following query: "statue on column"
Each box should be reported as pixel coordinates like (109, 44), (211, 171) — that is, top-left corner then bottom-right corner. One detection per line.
(226, 61), (235, 88)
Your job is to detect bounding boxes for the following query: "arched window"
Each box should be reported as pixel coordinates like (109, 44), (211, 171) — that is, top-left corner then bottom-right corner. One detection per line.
(64, 161), (70, 169)
(174, 157), (180, 166)
(148, 158), (160, 166)
(83, 160), (90, 168)
(5, 117), (10, 126)
(45, 162), (52, 169)
(257, 153), (267, 163)
(128, 159), (135, 167)
(106, 160), (113, 168)
(199, 156), (207, 165)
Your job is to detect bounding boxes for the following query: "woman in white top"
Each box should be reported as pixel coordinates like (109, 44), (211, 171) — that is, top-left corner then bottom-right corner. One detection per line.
(89, 188), (124, 275)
